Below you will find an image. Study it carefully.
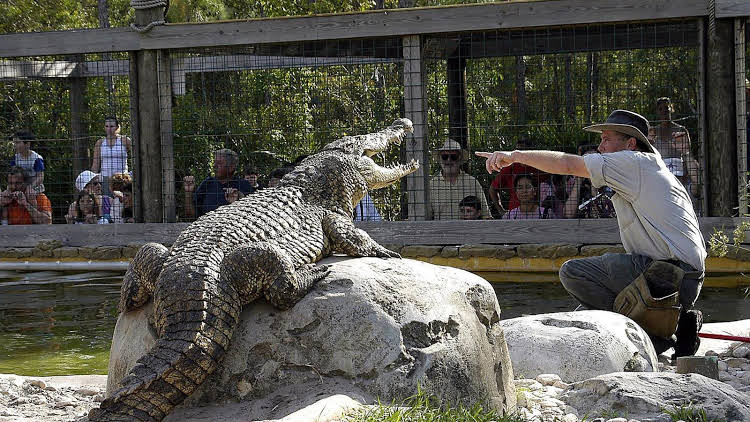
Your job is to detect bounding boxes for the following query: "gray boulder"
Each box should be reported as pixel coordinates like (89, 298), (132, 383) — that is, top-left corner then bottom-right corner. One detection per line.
(561, 372), (750, 421)
(106, 256), (516, 420)
(500, 310), (658, 382)
(698, 319), (750, 356)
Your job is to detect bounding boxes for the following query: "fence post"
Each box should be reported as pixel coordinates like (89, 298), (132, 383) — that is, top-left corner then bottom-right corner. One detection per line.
(447, 48), (467, 147)
(131, 4), (168, 222)
(403, 35), (430, 221)
(705, 17), (739, 216)
(734, 18), (747, 216)
(158, 51), (175, 223)
(69, 54), (89, 178)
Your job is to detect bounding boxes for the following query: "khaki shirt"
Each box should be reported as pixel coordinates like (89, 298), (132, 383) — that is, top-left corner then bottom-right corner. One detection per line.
(584, 151), (706, 271)
(430, 171), (491, 220)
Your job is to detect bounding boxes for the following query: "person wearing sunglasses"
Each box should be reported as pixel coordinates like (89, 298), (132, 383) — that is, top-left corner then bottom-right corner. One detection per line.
(65, 170), (112, 223)
(429, 139), (491, 220)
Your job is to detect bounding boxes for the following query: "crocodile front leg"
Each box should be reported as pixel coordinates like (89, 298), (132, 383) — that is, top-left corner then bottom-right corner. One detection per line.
(322, 213), (400, 258)
(119, 243), (169, 313)
(220, 242), (330, 310)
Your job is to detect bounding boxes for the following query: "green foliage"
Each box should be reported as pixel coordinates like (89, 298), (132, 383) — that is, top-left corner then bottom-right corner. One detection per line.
(662, 403), (724, 422)
(344, 387), (527, 422)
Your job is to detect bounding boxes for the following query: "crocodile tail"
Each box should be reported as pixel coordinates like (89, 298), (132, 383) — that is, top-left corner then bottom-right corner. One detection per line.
(90, 277), (242, 422)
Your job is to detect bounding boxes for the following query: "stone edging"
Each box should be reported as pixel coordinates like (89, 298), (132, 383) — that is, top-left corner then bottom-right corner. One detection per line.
(1, 242), (749, 286)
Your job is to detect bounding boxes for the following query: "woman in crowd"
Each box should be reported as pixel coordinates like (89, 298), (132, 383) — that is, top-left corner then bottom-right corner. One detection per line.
(109, 172), (132, 223)
(119, 183), (134, 223)
(74, 191), (102, 224)
(91, 116), (132, 195)
(65, 171), (112, 223)
(501, 174), (556, 219)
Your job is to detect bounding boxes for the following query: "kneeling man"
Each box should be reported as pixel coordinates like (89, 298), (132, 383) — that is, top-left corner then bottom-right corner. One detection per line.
(476, 110), (706, 358)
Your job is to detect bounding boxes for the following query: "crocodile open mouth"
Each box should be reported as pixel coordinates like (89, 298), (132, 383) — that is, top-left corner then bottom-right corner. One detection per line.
(363, 118), (413, 157)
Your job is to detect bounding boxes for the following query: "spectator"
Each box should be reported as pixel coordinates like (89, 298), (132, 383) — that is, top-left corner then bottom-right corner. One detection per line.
(183, 149), (252, 219)
(647, 97), (699, 199)
(488, 134), (552, 217)
(110, 172), (133, 224)
(73, 191), (104, 224)
(458, 195), (482, 220)
(501, 174), (556, 219)
(119, 183), (134, 223)
(429, 139), (491, 220)
(66, 171), (112, 224)
(0, 166), (52, 225)
(92, 116), (132, 195)
(243, 167), (263, 192)
(562, 144), (616, 219)
(267, 166), (293, 188)
(353, 193), (382, 221)
(9, 130), (45, 193)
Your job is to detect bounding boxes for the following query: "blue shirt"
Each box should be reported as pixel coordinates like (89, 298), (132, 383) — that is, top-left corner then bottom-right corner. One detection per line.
(194, 177), (253, 217)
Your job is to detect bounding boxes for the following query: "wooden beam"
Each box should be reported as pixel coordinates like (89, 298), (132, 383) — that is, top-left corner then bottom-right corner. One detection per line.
(706, 18), (739, 216)
(0, 0), (708, 58)
(735, 18), (747, 215)
(715, 0), (750, 18)
(158, 51), (176, 223)
(0, 218), (740, 248)
(69, 54), (89, 177)
(0, 60), (79, 78)
(0, 56), (396, 84)
(0, 27), (137, 58)
(169, 54), (399, 95)
(403, 35), (430, 221)
(137, 49), (164, 222)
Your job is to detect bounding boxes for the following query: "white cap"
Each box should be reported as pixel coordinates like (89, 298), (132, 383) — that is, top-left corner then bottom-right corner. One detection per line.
(75, 170), (100, 191)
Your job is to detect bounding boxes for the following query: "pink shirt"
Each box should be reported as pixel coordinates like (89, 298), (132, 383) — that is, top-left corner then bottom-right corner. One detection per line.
(501, 206), (554, 219)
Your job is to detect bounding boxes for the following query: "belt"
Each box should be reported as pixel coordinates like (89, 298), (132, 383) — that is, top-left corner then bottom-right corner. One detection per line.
(660, 259), (702, 275)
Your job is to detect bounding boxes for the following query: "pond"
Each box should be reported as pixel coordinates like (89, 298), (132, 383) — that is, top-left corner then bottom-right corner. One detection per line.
(0, 270), (748, 376)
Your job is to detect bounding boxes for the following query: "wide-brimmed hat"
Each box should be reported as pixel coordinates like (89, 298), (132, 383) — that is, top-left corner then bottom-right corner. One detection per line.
(434, 139), (469, 163)
(583, 110), (656, 154)
(75, 170), (100, 191)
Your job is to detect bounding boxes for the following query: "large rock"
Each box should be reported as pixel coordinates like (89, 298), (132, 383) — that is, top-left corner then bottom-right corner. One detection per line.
(106, 256), (515, 420)
(500, 310), (658, 382)
(561, 372), (750, 421)
(698, 319), (750, 356)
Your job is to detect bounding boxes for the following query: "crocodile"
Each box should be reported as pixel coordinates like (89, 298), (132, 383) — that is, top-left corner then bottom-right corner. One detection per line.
(89, 118), (419, 421)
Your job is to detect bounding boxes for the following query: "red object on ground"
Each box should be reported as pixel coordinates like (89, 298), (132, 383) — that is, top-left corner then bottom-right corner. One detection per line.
(698, 332), (750, 343)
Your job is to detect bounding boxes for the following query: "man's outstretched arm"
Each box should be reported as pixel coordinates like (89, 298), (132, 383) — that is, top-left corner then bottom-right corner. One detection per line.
(476, 150), (590, 178)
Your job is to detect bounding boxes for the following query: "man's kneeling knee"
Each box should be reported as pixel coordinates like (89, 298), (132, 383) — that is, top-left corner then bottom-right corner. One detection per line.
(613, 260), (683, 339)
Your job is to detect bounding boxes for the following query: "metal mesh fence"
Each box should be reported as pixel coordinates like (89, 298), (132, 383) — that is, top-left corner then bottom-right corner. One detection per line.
(423, 20), (703, 220)
(166, 40), (407, 221)
(0, 19), (707, 224)
(0, 54), (131, 224)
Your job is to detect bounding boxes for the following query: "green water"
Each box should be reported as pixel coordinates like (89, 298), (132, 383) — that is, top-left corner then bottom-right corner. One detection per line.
(0, 270), (748, 376)
(0, 270), (120, 376)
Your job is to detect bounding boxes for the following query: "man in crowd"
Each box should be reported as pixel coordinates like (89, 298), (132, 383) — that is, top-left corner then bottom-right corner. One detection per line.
(648, 97), (699, 200)
(0, 166), (52, 225)
(429, 139), (490, 220)
(476, 110), (706, 358)
(183, 148), (252, 219)
(9, 130), (45, 193)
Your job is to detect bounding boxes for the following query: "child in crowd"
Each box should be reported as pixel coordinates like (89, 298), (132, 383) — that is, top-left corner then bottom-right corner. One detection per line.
(459, 195), (482, 220)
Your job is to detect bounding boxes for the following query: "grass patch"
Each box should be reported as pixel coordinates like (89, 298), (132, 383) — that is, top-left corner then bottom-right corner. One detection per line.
(663, 403), (725, 422)
(344, 388), (526, 422)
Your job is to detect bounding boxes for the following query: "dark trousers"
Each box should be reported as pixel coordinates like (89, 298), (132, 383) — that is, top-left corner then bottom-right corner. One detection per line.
(558, 252), (703, 312)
